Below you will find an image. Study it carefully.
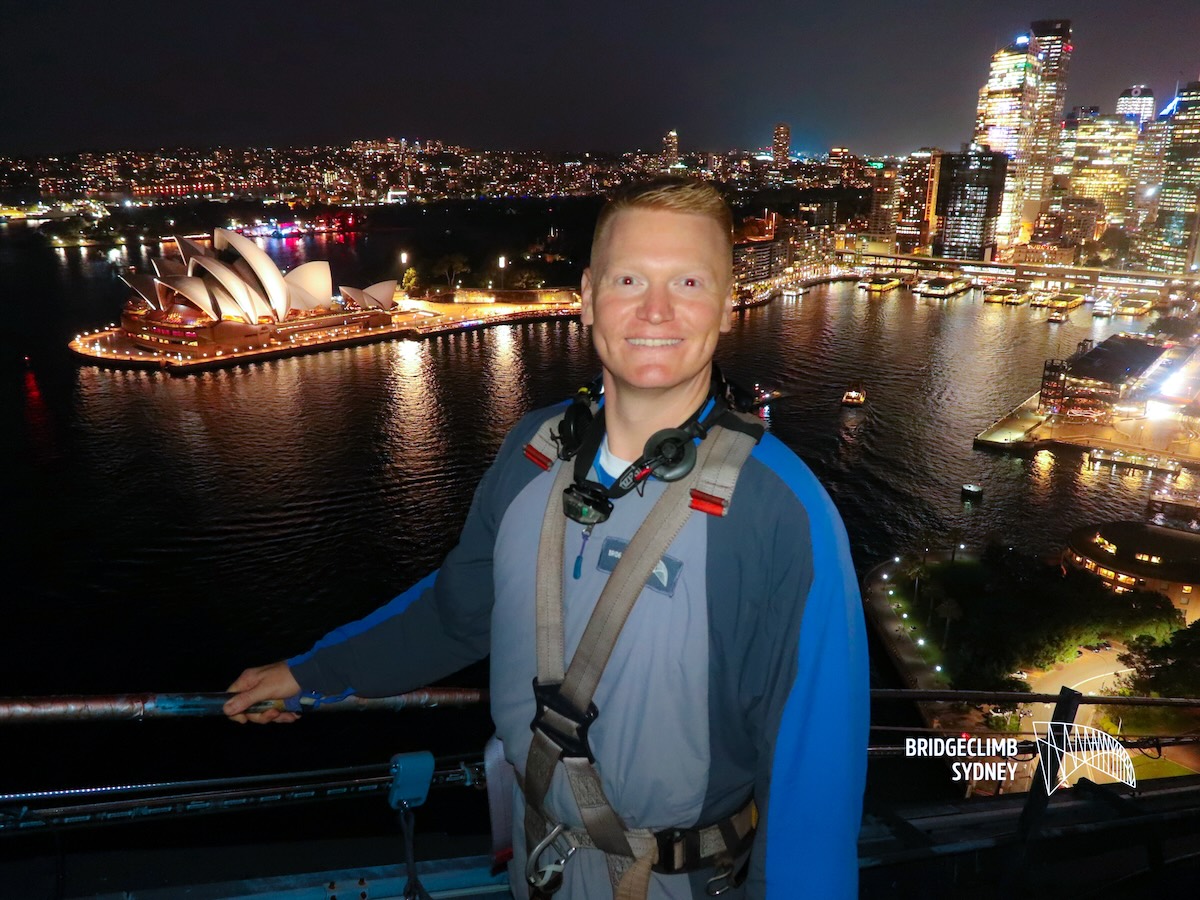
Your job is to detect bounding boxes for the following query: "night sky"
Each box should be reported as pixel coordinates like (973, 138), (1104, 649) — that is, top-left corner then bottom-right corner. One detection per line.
(2, 0), (1197, 157)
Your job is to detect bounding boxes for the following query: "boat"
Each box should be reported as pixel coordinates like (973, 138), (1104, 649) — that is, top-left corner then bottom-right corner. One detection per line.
(961, 483), (984, 501)
(1115, 296), (1154, 316)
(984, 283), (1030, 305)
(1047, 309), (1069, 323)
(1046, 292), (1085, 311)
(913, 276), (972, 298)
(841, 382), (866, 406)
(1092, 298), (1113, 318)
(859, 275), (901, 293)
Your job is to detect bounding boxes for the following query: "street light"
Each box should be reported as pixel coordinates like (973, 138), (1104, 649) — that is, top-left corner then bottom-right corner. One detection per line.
(498, 255), (506, 290)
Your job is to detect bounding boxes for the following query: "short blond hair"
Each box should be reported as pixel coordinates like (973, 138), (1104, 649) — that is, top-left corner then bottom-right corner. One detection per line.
(591, 177), (734, 260)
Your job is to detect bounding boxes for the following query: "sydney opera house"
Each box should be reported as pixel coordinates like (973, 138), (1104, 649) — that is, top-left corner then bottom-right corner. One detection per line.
(118, 228), (398, 358)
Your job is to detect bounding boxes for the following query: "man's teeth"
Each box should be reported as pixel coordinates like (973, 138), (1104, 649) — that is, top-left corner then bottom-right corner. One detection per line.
(628, 338), (681, 346)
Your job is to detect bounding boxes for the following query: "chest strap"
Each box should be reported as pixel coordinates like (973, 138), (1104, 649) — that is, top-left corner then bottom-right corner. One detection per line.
(523, 416), (761, 898)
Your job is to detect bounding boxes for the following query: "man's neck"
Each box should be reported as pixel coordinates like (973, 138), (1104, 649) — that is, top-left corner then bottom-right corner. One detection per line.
(601, 373), (712, 461)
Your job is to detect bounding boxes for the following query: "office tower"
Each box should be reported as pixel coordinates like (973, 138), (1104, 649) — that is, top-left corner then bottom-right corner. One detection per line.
(773, 123), (790, 167)
(1117, 86), (1157, 126)
(865, 161), (900, 249)
(1128, 118), (1172, 229)
(662, 129), (679, 169)
(1137, 83), (1200, 272)
(1069, 115), (1140, 228)
(934, 144), (1007, 260)
(896, 149), (942, 253)
(1027, 19), (1073, 206)
(974, 35), (1040, 245)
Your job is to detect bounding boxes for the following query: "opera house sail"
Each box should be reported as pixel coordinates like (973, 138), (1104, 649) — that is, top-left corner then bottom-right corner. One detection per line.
(118, 229), (397, 359)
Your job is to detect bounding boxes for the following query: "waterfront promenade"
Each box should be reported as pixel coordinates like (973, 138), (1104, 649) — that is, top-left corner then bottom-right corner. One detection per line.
(69, 298), (580, 375)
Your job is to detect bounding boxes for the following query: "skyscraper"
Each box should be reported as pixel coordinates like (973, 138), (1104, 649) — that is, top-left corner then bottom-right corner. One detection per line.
(1137, 83), (1200, 272)
(1117, 86), (1157, 126)
(974, 35), (1040, 245)
(1127, 118), (1172, 230)
(865, 161), (900, 250)
(934, 144), (1008, 261)
(1069, 115), (1140, 229)
(662, 129), (679, 169)
(773, 123), (790, 167)
(895, 149), (942, 253)
(1026, 19), (1073, 207)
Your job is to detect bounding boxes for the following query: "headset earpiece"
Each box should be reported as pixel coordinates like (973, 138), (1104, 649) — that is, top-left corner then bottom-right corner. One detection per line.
(643, 428), (697, 482)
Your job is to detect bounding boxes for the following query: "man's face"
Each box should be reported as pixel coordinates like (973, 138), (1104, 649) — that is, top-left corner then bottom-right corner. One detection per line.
(581, 207), (732, 399)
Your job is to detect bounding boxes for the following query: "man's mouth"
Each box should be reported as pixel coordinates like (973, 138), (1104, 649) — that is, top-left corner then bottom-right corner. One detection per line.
(627, 338), (682, 347)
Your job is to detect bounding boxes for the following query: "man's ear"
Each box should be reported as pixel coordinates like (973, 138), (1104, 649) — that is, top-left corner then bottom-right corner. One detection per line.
(580, 268), (594, 326)
(719, 287), (733, 333)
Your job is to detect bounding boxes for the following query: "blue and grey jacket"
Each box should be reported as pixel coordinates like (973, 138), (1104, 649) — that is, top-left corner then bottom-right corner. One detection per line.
(289, 404), (869, 899)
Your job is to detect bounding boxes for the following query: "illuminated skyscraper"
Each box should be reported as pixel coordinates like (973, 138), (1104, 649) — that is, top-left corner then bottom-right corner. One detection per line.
(1026, 19), (1073, 207)
(865, 161), (900, 249)
(895, 149), (942, 253)
(1137, 82), (1200, 272)
(1068, 115), (1139, 229)
(934, 144), (1008, 261)
(1127, 118), (1172, 229)
(1117, 85), (1157, 126)
(974, 35), (1040, 245)
(773, 123), (791, 167)
(662, 129), (679, 169)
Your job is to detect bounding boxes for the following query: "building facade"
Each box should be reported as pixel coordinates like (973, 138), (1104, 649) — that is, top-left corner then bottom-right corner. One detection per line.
(896, 149), (942, 254)
(1068, 115), (1140, 229)
(1117, 85), (1157, 126)
(1064, 521), (1200, 625)
(934, 144), (1007, 260)
(773, 123), (790, 167)
(1136, 83), (1200, 273)
(1026, 19), (1073, 209)
(974, 36), (1041, 246)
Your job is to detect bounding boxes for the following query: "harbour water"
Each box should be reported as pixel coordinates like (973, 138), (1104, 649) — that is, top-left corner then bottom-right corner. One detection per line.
(3, 229), (1161, 792)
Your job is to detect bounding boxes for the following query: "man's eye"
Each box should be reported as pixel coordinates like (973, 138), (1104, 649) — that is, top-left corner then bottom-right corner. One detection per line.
(683, 278), (698, 287)
(619, 276), (635, 285)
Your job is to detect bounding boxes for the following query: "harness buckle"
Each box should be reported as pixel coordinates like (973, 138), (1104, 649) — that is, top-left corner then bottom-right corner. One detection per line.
(705, 857), (749, 896)
(530, 678), (599, 761)
(525, 822), (576, 894)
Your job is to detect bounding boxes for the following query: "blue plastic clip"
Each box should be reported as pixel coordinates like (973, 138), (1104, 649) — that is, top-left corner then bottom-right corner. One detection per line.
(388, 751), (435, 810)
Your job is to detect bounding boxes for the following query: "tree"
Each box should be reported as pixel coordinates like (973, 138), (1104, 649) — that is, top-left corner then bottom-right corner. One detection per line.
(433, 253), (470, 288)
(401, 267), (419, 294)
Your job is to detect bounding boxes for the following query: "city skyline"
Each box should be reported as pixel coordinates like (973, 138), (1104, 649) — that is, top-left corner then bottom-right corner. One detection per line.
(3, 1), (1197, 158)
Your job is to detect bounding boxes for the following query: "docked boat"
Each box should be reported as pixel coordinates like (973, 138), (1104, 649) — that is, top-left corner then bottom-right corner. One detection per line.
(859, 274), (901, 293)
(914, 276), (972, 298)
(1046, 292), (1085, 311)
(1115, 296), (1154, 316)
(984, 283), (1030, 305)
(961, 483), (984, 501)
(1092, 298), (1114, 318)
(841, 382), (866, 406)
(1047, 309), (1069, 323)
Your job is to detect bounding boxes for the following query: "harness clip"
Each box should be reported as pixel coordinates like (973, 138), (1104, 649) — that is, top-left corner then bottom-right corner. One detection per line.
(526, 822), (576, 894)
(530, 678), (598, 761)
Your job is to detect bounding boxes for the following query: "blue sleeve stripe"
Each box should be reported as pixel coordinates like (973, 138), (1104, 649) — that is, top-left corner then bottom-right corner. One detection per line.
(287, 569), (440, 667)
(752, 437), (869, 896)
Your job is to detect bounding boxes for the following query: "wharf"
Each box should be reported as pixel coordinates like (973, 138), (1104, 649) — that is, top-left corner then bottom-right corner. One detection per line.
(70, 301), (579, 376)
(975, 394), (1200, 470)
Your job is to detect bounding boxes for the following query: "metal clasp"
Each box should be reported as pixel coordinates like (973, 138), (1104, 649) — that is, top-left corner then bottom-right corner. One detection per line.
(526, 822), (577, 894)
(705, 858), (748, 896)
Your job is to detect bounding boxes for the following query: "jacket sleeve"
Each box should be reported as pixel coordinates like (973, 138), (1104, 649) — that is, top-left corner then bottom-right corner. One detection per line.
(746, 446), (869, 899)
(287, 409), (553, 698)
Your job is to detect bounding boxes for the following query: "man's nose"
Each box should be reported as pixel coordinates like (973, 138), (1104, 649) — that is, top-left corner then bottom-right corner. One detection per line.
(637, 283), (674, 324)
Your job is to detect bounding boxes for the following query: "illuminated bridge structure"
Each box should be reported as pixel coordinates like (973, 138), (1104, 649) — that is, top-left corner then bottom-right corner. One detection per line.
(1035, 721), (1137, 795)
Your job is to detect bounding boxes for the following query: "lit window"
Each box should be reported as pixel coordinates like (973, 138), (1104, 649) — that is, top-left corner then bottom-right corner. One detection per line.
(1184, 586), (1193, 594)
(1084, 560), (1097, 572)
(1116, 574), (1136, 585)
(1098, 568), (1116, 579)
(1114, 586), (1131, 594)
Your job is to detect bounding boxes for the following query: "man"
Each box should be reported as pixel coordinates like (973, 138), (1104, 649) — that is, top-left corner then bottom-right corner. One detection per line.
(225, 177), (868, 898)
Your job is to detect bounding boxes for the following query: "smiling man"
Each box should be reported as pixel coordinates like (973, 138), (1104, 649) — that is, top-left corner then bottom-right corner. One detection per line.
(226, 177), (868, 899)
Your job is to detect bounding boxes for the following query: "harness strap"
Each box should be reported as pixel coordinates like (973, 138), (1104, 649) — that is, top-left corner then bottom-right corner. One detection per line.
(524, 420), (761, 898)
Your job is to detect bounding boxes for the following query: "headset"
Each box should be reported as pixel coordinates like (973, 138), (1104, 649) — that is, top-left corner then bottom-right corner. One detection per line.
(552, 365), (739, 526)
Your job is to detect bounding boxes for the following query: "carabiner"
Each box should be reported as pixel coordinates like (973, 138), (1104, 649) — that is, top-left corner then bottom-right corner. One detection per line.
(526, 822), (576, 894)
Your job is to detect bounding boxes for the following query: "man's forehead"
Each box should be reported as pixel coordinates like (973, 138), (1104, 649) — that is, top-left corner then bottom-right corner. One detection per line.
(594, 208), (731, 262)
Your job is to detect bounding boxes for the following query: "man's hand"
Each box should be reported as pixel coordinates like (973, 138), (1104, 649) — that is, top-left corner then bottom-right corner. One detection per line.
(224, 662), (302, 724)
